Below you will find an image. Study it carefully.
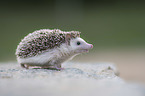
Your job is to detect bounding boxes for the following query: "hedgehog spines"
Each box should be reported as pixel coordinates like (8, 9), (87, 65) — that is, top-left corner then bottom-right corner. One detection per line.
(16, 29), (81, 58)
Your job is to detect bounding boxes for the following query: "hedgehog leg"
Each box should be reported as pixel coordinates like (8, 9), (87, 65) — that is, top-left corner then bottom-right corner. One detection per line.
(54, 64), (64, 70)
(21, 64), (25, 68)
(25, 65), (30, 69)
(21, 64), (29, 69)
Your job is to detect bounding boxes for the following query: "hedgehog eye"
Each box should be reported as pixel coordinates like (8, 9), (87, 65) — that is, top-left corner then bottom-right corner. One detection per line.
(77, 41), (81, 45)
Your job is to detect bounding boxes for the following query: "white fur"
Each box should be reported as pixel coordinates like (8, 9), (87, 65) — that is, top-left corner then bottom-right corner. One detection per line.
(70, 37), (93, 53)
(17, 43), (74, 65)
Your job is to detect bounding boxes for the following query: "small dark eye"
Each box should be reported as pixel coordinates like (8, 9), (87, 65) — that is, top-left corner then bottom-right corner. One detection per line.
(77, 41), (81, 45)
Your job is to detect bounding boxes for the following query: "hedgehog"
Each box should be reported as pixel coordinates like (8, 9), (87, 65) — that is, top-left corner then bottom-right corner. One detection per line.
(15, 29), (93, 70)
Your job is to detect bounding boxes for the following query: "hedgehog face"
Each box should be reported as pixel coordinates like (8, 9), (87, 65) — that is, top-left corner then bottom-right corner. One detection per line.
(70, 37), (93, 53)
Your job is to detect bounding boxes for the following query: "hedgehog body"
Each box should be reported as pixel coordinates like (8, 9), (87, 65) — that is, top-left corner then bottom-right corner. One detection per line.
(16, 29), (93, 69)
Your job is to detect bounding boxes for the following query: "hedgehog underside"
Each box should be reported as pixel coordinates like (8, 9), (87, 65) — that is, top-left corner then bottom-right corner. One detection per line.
(18, 48), (73, 70)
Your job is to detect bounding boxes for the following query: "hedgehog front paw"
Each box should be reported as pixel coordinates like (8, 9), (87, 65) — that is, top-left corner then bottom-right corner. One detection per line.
(55, 67), (64, 70)
(54, 64), (64, 70)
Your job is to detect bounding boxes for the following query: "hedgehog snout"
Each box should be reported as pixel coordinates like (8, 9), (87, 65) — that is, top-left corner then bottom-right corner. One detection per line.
(77, 43), (93, 53)
(88, 44), (93, 49)
(83, 43), (93, 50)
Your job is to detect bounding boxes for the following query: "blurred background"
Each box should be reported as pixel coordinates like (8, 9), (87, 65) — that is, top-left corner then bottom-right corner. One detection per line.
(0, 0), (145, 83)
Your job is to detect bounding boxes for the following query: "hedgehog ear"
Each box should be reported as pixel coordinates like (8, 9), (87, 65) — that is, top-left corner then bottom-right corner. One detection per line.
(65, 34), (71, 45)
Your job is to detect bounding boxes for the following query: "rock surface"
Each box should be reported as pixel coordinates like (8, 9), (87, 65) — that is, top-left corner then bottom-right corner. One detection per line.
(0, 62), (145, 96)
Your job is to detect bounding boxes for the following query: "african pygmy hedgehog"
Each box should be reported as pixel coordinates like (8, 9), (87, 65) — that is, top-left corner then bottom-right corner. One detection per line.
(15, 29), (93, 70)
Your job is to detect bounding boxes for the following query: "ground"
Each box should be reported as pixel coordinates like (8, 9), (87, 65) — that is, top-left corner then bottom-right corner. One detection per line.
(0, 62), (145, 96)
(74, 48), (145, 83)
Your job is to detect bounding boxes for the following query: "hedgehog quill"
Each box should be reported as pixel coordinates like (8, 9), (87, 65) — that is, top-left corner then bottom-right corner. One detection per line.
(16, 29), (93, 70)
